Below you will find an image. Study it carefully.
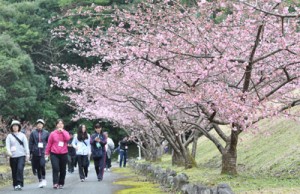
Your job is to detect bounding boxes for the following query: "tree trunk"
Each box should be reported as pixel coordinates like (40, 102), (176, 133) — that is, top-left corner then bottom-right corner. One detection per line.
(149, 144), (163, 162)
(172, 148), (197, 168)
(221, 149), (237, 175)
(221, 130), (239, 175)
(141, 149), (151, 161)
(142, 146), (163, 162)
(191, 131), (200, 159)
(172, 150), (186, 166)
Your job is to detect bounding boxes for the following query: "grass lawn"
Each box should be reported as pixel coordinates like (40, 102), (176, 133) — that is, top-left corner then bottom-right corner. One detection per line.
(113, 167), (165, 194)
(147, 117), (300, 193)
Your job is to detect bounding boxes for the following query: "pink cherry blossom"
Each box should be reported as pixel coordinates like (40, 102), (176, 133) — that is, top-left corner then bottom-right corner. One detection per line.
(51, 0), (300, 173)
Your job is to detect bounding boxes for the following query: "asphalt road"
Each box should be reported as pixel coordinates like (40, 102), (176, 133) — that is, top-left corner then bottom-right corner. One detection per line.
(0, 165), (126, 194)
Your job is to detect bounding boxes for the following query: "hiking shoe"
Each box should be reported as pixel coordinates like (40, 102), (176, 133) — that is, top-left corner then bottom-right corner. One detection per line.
(59, 185), (64, 189)
(38, 181), (44, 188)
(14, 185), (22, 190)
(42, 180), (47, 187)
(53, 184), (58, 189)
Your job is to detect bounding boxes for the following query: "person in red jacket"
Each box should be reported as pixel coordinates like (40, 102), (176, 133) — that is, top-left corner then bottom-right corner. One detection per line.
(45, 119), (70, 189)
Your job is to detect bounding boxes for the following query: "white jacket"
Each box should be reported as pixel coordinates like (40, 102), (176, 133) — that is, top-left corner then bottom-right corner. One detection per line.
(105, 138), (115, 158)
(72, 134), (91, 156)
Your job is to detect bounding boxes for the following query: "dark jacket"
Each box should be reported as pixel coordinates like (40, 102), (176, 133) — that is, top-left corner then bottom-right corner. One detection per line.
(67, 138), (76, 156)
(29, 129), (49, 156)
(90, 132), (107, 158)
(120, 140), (129, 151)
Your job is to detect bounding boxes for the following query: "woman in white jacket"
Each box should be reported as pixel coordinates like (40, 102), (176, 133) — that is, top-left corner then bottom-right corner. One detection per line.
(104, 132), (115, 171)
(72, 124), (91, 182)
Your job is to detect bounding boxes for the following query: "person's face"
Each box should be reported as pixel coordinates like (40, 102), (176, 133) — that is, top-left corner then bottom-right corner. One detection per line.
(12, 125), (19, 132)
(37, 123), (43, 130)
(82, 125), (86, 132)
(104, 133), (108, 138)
(56, 121), (64, 129)
(95, 127), (101, 133)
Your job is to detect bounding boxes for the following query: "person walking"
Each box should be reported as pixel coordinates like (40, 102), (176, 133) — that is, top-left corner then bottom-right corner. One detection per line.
(72, 124), (91, 182)
(67, 131), (76, 173)
(45, 119), (70, 189)
(29, 119), (49, 188)
(119, 136), (129, 168)
(90, 123), (107, 181)
(103, 132), (114, 171)
(5, 120), (30, 190)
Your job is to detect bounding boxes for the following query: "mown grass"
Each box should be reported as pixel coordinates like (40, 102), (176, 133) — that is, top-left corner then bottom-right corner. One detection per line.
(113, 167), (165, 194)
(148, 117), (300, 193)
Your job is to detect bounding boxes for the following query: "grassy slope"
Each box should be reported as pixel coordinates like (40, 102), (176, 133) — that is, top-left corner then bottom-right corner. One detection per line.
(152, 117), (300, 193)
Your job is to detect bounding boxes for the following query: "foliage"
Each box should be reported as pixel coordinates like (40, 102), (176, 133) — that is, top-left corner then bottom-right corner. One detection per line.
(0, 0), (78, 127)
(0, 0), (132, 136)
(52, 0), (300, 173)
(0, 1), (44, 52)
(0, 34), (45, 121)
(58, 0), (112, 7)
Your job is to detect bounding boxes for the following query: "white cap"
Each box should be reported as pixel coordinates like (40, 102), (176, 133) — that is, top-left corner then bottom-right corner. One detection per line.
(36, 119), (45, 125)
(10, 120), (21, 131)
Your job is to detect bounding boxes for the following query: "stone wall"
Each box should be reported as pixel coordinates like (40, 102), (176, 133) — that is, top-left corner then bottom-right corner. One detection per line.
(0, 155), (7, 165)
(129, 160), (234, 194)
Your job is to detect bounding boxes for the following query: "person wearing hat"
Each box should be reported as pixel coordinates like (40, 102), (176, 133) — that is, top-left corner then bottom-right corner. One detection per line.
(5, 120), (30, 191)
(29, 119), (49, 188)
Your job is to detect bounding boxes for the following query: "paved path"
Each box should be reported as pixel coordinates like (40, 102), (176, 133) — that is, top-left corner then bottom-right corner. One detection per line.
(0, 165), (126, 194)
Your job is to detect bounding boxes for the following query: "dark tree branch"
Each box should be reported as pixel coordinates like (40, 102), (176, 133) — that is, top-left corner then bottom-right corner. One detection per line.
(243, 25), (264, 93)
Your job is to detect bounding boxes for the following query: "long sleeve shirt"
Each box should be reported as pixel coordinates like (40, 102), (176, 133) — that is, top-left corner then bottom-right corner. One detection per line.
(72, 134), (91, 156)
(6, 132), (30, 158)
(29, 129), (49, 156)
(120, 140), (129, 151)
(105, 138), (115, 158)
(90, 132), (107, 152)
(45, 129), (70, 155)
(68, 138), (76, 156)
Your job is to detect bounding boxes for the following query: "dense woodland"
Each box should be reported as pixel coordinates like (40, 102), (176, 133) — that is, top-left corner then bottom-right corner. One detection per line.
(0, 0), (128, 138)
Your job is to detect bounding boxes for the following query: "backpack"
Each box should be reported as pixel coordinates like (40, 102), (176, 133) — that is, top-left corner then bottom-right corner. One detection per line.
(92, 147), (103, 159)
(91, 134), (103, 158)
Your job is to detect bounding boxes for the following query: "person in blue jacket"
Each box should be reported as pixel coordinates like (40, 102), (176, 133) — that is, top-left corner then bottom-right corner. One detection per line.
(90, 123), (107, 181)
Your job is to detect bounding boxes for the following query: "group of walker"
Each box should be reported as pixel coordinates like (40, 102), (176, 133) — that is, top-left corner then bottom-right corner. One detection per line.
(5, 119), (114, 191)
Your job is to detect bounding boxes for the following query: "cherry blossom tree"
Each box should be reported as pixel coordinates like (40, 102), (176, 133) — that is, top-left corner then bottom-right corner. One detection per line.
(52, 0), (300, 174)
(53, 63), (202, 167)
